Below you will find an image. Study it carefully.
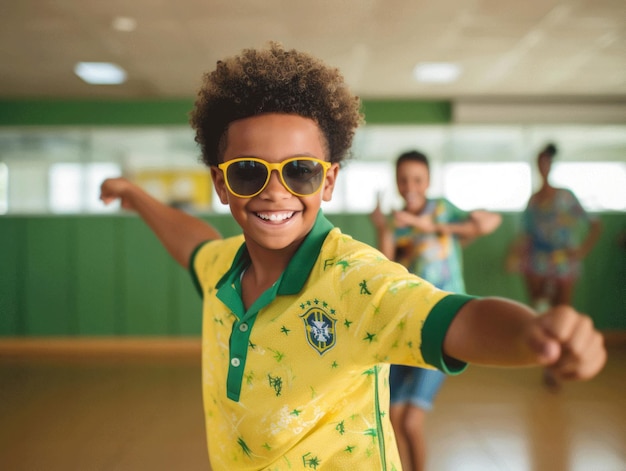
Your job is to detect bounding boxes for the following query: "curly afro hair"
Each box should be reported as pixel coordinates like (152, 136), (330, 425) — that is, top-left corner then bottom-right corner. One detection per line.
(190, 42), (363, 167)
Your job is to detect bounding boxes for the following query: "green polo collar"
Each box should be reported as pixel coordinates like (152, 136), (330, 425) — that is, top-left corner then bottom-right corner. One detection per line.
(216, 210), (334, 297)
(279, 210), (334, 294)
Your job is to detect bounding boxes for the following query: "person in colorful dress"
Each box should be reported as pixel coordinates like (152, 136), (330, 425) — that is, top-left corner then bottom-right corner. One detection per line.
(518, 143), (602, 389)
(370, 150), (501, 471)
(100, 43), (606, 470)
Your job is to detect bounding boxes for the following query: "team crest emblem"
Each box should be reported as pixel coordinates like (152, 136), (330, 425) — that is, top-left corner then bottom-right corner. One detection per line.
(300, 307), (336, 355)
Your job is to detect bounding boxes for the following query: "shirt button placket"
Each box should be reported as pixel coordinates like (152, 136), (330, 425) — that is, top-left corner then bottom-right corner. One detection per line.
(230, 322), (249, 370)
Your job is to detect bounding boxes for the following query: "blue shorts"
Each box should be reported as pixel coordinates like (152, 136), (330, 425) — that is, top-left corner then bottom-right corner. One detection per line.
(389, 365), (446, 410)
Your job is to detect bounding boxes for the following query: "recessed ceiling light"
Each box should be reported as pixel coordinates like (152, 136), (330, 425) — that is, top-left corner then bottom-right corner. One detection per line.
(74, 62), (127, 85)
(413, 62), (461, 83)
(112, 16), (137, 32)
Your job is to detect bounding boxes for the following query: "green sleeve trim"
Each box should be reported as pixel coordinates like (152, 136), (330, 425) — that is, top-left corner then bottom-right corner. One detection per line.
(421, 294), (477, 374)
(188, 240), (211, 298)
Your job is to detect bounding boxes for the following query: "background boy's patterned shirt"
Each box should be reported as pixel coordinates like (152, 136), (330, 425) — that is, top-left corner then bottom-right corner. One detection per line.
(394, 198), (469, 293)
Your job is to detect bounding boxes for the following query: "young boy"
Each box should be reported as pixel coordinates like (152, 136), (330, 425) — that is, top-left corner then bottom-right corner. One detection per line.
(371, 150), (502, 471)
(100, 42), (606, 471)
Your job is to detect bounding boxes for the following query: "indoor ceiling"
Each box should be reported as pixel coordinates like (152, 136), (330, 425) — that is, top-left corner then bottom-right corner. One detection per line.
(1, 0), (625, 101)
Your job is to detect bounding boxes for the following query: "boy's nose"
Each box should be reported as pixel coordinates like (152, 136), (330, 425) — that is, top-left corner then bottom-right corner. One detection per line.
(261, 169), (291, 197)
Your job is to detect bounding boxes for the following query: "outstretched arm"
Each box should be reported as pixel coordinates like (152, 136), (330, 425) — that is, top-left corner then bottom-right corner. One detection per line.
(393, 209), (501, 242)
(439, 209), (502, 241)
(444, 298), (606, 381)
(100, 177), (222, 267)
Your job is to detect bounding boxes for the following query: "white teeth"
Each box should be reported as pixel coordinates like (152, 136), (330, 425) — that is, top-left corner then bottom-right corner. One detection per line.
(257, 211), (294, 222)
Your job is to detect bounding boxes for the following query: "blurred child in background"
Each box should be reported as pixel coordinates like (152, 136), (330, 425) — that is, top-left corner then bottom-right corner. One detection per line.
(512, 143), (602, 390)
(370, 150), (502, 471)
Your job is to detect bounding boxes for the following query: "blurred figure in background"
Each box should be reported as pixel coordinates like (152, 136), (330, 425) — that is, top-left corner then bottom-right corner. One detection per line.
(370, 150), (501, 471)
(511, 143), (602, 389)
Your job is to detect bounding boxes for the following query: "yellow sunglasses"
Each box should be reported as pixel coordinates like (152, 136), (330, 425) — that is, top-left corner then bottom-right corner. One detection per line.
(218, 157), (332, 198)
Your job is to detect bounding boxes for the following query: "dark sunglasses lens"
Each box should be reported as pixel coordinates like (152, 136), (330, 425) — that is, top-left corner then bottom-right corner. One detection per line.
(227, 161), (268, 196)
(283, 160), (325, 195)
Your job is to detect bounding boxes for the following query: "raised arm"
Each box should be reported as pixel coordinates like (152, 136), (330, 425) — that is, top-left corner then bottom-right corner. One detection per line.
(100, 177), (222, 267)
(370, 202), (395, 260)
(443, 298), (606, 381)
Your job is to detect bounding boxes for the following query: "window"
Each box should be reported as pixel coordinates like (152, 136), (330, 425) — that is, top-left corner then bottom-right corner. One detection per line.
(336, 161), (395, 213)
(443, 162), (531, 211)
(2, 125), (625, 214)
(551, 162), (626, 211)
(49, 163), (121, 213)
(0, 163), (7, 214)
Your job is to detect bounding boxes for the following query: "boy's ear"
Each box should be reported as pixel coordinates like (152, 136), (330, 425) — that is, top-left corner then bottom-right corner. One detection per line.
(210, 167), (229, 204)
(321, 163), (340, 202)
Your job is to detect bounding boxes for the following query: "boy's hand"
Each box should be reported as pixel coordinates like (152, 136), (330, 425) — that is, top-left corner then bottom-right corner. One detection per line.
(100, 177), (137, 211)
(526, 305), (606, 381)
(369, 203), (387, 231)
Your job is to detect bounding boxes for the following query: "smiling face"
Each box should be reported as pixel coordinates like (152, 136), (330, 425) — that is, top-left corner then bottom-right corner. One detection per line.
(211, 113), (339, 255)
(396, 160), (430, 213)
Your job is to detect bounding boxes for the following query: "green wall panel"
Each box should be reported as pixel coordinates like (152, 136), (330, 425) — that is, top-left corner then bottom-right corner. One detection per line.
(23, 218), (77, 335)
(0, 217), (23, 334)
(74, 217), (121, 335)
(326, 213), (377, 246)
(571, 215), (626, 329)
(463, 213), (527, 301)
(121, 218), (172, 335)
(172, 264), (202, 335)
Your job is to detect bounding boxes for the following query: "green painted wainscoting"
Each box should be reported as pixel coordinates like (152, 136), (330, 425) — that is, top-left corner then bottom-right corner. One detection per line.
(1, 212), (624, 336)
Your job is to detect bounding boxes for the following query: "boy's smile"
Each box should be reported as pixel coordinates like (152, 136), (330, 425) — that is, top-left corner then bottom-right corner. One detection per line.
(211, 113), (339, 256)
(255, 211), (295, 223)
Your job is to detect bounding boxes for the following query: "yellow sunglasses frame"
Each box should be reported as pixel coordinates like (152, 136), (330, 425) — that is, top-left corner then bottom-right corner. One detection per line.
(218, 157), (332, 198)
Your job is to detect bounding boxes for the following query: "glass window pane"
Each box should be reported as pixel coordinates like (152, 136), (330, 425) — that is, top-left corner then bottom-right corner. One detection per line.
(352, 126), (447, 162)
(447, 126), (526, 162)
(551, 162), (626, 211)
(342, 162), (395, 213)
(49, 163), (82, 213)
(443, 162), (531, 211)
(0, 163), (7, 214)
(7, 161), (49, 213)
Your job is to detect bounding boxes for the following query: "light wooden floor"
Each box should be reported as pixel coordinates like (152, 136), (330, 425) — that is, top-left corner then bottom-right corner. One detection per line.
(0, 341), (624, 471)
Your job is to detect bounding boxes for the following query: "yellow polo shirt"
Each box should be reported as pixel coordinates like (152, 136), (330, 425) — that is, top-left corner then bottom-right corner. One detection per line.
(190, 212), (472, 471)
